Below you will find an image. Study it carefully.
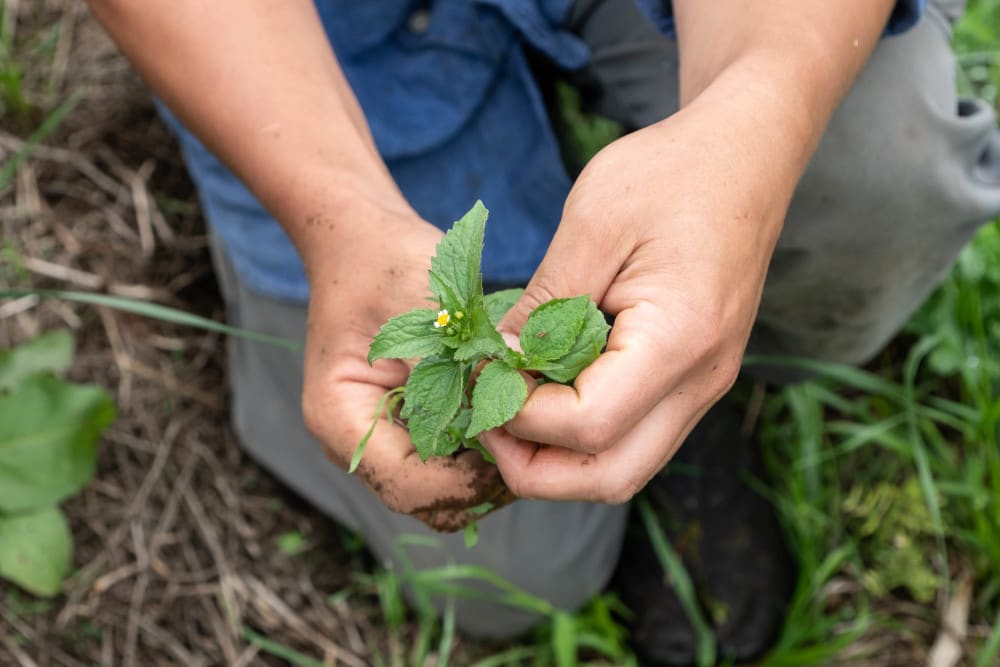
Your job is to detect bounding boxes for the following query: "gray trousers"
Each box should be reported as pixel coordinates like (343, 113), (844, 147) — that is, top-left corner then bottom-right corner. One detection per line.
(210, 0), (1000, 638)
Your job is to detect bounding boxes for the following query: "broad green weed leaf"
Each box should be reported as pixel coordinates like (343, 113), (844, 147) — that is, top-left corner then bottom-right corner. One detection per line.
(0, 329), (74, 392)
(467, 361), (528, 438)
(0, 506), (72, 597)
(521, 296), (589, 363)
(485, 288), (524, 327)
(368, 308), (446, 364)
(402, 359), (464, 460)
(454, 307), (509, 362)
(428, 201), (487, 310)
(0, 374), (114, 512)
(532, 300), (610, 383)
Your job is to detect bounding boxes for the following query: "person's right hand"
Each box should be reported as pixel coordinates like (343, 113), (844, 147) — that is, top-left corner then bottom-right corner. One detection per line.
(298, 198), (511, 532)
(85, 0), (516, 533)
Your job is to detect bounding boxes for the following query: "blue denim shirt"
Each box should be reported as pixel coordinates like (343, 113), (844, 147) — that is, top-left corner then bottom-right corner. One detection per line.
(162, 0), (926, 303)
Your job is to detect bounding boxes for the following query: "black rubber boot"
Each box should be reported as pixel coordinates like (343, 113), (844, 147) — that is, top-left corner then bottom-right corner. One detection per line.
(611, 397), (795, 666)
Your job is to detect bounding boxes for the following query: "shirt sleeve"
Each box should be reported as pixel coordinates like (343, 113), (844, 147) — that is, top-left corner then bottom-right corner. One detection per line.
(633, 0), (929, 39)
(884, 0), (928, 35)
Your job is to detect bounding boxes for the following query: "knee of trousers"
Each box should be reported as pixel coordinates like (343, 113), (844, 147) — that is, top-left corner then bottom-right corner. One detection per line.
(749, 7), (1000, 368)
(374, 500), (629, 639)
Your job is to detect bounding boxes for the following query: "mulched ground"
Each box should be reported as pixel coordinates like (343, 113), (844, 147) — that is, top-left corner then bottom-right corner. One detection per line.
(0, 3), (493, 665)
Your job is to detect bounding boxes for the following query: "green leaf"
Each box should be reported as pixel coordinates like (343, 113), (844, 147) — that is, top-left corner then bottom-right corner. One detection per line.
(0, 506), (72, 597)
(467, 361), (528, 438)
(463, 522), (479, 549)
(0, 374), (114, 513)
(520, 296), (589, 363)
(530, 300), (610, 384)
(402, 359), (465, 460)
(428, 201), (487, 310)
(0, 329), (74, 392)
(485, 288), (524, 327)
(276, 531), (307, 556)
(454, 306), (509, 362)
(553, 611), (579, 667)
(349, 387), (404, 473)
(465, 438), (496, 464)
(368, 308), (447, 364)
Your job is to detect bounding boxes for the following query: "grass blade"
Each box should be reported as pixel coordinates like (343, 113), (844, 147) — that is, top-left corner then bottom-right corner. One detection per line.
(636, 496), (716, 667)
(402, 564), (555, 616)
(467, 647), (539, 667)
(902, 335), (950, 583)
(552, 611), (578, 667)
(436, 597), (456, 667)
(0, 92), (83, 190)
(0, 289), (301, 351)
(239, 626), (327, 667)
(743, 354), (906, 400)
(976, 611), (1000, 667)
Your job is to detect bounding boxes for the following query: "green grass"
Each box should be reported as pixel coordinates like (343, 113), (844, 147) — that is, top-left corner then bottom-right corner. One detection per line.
(747, 4), (1000, 658)
(754, 217), (1000, 665)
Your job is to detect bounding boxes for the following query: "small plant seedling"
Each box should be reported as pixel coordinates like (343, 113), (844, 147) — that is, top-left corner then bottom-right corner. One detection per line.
(352, 201), (610, 469)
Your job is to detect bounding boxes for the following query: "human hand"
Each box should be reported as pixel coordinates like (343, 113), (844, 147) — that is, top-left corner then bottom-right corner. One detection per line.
(480, 108), (798, 503)
(300, 200), (511, 531)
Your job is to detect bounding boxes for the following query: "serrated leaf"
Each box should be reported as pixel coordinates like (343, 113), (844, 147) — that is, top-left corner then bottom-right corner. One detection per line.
(521, 296), (589, 363)
(0, 506), (72, 597)
(428, 201), (487, 310)
(368, 308), (447, 364)
(0, 330), (74, 392)
(485, 288), (524, 327)
(0, 374), (115, 513)
(402, 359), (465, 460)
(466, 361), (528, 438)
(454, 307), (509, 362)
(531, 300), (610, 384)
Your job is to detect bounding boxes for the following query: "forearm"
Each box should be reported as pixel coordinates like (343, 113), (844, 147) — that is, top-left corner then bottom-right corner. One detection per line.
(86, 0), (413, 273)
(671, 0), (896, 207)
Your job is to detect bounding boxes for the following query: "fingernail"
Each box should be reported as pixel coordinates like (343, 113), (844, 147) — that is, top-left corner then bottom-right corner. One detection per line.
(500, 331), (522, 353)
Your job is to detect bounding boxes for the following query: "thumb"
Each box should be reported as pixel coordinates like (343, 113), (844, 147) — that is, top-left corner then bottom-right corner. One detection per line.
(497, 224), (625, 336)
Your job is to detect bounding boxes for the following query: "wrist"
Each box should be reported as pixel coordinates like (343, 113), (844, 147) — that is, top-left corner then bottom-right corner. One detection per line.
(671, 53), (837, 219)
(276, 169), (420, 283)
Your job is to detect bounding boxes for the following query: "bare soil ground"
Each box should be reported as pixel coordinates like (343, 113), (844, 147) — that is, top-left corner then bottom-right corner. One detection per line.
(0, 3), (492, 665)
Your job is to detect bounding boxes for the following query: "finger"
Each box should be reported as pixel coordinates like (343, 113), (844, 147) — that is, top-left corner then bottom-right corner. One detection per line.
(481, 389), (710, 503)
(504, 301), (731, 453)
(495, 206), (629, 337)
(310, 380), (506, 515)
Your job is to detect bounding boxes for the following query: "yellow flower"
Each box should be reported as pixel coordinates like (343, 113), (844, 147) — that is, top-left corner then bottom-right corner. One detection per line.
(433, 309), (450, 328)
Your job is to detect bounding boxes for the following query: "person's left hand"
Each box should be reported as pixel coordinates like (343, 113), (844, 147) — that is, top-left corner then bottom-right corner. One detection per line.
(479, 106), (798, 503)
